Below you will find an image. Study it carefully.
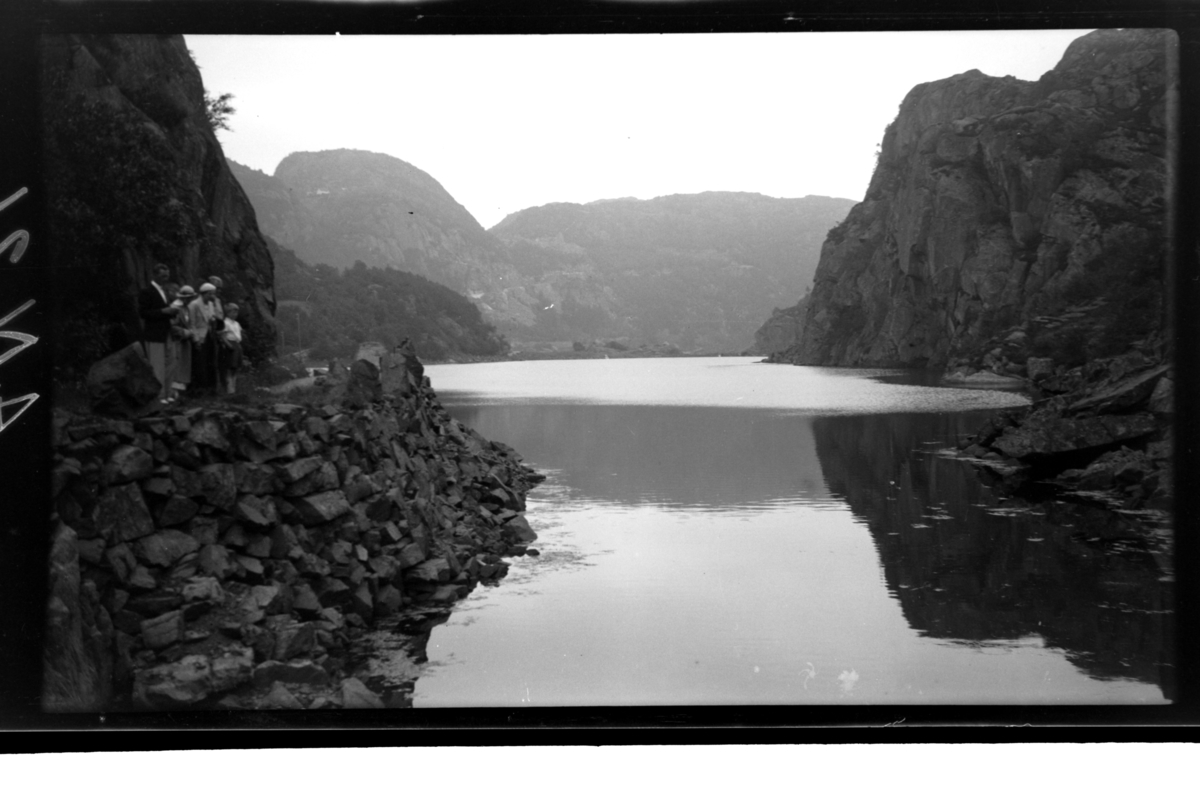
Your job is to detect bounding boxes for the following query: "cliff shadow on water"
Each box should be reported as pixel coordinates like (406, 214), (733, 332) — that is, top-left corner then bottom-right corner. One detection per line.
(810, 411), (1174, 699)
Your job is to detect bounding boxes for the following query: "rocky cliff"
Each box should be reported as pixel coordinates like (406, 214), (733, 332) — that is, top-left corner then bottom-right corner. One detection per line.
(43, 346), (543, 710)
(40, 35), (277, 370)
(767, 29), (1171, 373)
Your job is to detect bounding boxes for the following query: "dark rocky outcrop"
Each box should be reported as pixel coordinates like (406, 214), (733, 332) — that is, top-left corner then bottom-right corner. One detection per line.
(752, 296), (810, 355)
(43, 348), (543, 711)
(85, 343), (163, 417)
(959, 348), (1172, 514)
(40, 35), (277, 371)
(766, 29), (1170, 372)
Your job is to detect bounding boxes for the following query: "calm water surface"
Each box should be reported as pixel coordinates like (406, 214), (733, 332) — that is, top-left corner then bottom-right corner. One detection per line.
(367, 357), (1173, 705)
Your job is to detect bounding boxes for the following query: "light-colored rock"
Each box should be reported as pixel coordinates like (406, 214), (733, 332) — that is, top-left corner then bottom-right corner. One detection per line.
(339, 677), (385, 709)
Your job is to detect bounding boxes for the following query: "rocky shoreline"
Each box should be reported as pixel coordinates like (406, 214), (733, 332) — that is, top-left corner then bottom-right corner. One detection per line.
(956, 344), (1172, 523)
(43, 345), (544, 711)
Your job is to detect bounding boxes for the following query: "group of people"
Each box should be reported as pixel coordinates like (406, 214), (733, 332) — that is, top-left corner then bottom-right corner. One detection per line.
(138, 262), (244, 404)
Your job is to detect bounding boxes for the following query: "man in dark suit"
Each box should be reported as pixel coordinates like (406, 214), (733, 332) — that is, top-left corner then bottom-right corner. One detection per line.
(138, 262), (174, 400)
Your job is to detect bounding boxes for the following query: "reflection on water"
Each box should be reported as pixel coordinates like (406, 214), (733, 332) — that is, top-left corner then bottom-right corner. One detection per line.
(811, 413), (1174, 697)
(445, 404), (834, 511)
(358, 358), (1171, 705)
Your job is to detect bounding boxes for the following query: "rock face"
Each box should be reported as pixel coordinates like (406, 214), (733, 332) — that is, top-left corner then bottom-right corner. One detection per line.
(86, 343), (162, 417)
(40, 35), (277, 370)
(960, 349), (1172, 513)
(752, 297), (810, 355)
(767, 29), (1170, 372)
(44, 348), (544, 711)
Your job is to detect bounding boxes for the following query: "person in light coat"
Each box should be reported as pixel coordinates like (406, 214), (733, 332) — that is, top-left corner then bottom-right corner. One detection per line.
(165, 285), (195, 403)
(189, 282), (224, 392)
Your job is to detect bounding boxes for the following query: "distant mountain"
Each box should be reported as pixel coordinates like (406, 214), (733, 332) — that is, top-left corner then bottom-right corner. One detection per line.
(231, 151), (574, 334)
(493, 193), (856, 351)
(231, 150), (855, 352)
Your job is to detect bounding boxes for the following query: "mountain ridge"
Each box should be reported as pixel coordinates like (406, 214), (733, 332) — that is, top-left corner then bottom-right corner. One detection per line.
(233, 151), (856, 352)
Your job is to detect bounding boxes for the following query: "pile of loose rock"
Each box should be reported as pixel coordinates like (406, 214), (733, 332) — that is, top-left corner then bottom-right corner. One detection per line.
(958, 346), (1172, 514)
(43, 348), (543, 711)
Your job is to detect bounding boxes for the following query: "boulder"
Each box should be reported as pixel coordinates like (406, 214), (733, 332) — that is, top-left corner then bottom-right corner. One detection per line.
(283, 461), (340, 498)
(1067, 365), (1170, 415)
(404, 557), (451, 584)
(132, 654), (211, 709)
(234, 462), (277, 495)
(1149, 376), (1173, 415)
(277, 456), (323, 484)
(293, 490), (352, 525)
(274, 622), (317, 661)
(197, 464), (237, 511)
(92, 482), (154, 543)
(292, 582), (323, 618)
(181, 576), (224, 604)
(188, 416), (230, 451)
(132, 645), (254, 710)
(502, 516), (538, 543)
(156, 495), (200, 527)
(86, 343), (161, 416)
(1026, 356), (1056, 383)
(236, 495), (279, 529)
(340, 359), (383, 409)
(375, 584), (403, 617)
(339, 677), (385, 709)
(104, 445), (154, 485)
(141, 610), (184, 649)
(135, 529), (200, 568)
(992, 412), (1159, 460)
(252, 659), (330, 687)
(208, 645), (256, 693)
(265, 681), (305, 710)
(396, 542), (426, 569)
(197, 544), (235, 579)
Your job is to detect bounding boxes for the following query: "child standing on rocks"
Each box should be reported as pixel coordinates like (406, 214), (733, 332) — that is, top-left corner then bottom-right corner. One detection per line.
(220, 302), (244, 394)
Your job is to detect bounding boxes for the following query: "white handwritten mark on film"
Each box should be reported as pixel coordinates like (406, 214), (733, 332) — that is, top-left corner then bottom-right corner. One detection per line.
(0, 186), (38, 435)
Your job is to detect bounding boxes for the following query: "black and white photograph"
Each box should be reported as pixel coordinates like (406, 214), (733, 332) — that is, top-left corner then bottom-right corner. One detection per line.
(3, 1), (1194, 737)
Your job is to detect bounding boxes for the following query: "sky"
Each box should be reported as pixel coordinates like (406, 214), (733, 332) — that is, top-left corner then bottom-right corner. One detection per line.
(188, 30), (1092, 230)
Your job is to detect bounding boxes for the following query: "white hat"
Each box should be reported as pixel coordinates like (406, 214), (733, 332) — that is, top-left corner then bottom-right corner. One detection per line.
(200, 282), (217, 293)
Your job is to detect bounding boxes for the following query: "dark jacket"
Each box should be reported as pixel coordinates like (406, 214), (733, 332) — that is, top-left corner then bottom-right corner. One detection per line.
(138, 282), (172, 343)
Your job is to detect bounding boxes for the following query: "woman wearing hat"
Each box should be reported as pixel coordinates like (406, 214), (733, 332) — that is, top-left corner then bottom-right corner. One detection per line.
(165, 285), (196, 403)
(189, 282), (224, 392)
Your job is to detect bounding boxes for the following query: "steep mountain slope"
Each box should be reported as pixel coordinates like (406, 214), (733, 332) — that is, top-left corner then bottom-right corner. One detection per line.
(40, 35), (277, 371)
(766, 28), (1170, 373)
(234, 150), (855, 353)
(269, 236), (508, 361)
(493, 193), (856, 351)
(233, 151), (595, 335)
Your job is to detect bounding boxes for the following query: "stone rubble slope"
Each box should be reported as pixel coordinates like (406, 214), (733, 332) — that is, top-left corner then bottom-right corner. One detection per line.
(43, 346), (543, 711)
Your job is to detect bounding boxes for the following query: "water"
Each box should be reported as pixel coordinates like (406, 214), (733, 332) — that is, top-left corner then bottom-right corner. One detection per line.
(362, 357), (1173, 705)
